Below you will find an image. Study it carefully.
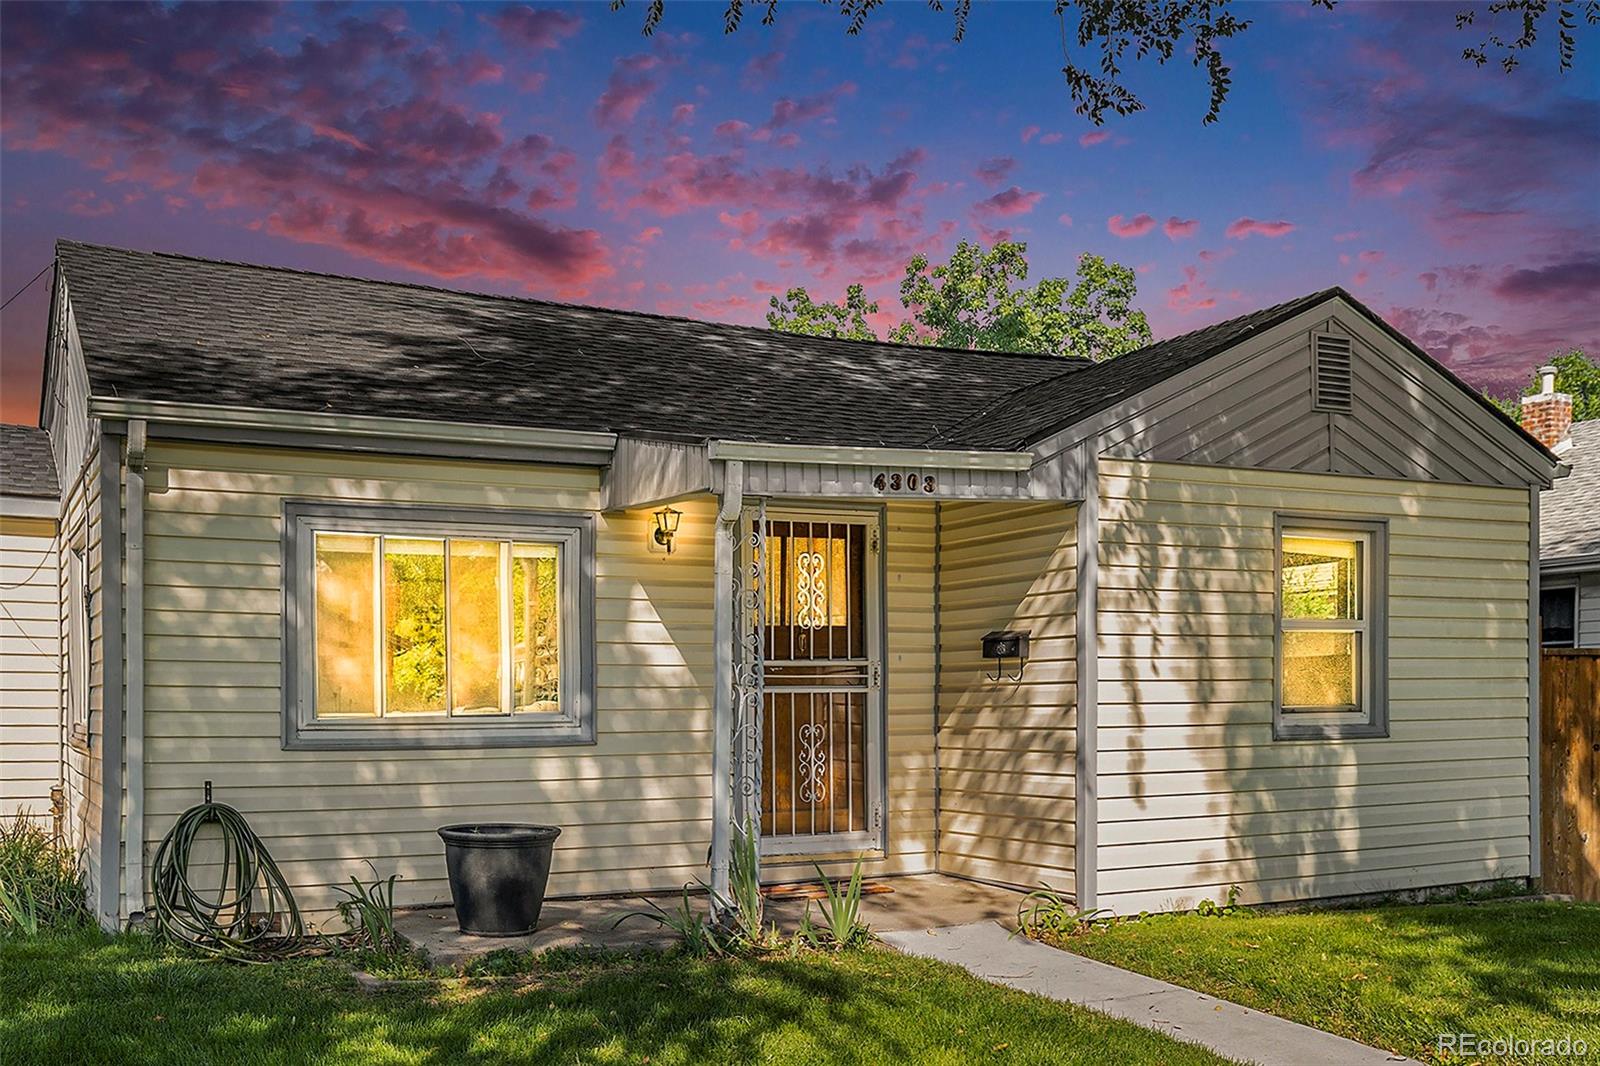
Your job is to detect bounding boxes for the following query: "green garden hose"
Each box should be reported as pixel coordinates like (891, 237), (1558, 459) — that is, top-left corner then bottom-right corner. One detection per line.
(150, 782), (302, 958)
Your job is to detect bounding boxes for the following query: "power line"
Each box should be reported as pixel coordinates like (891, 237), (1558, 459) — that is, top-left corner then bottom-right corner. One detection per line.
(0, 260), (53, 312)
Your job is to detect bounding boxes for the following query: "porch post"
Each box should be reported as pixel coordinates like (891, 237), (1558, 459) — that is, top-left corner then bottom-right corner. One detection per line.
(709, 461), (744, 909)
(1073, 439), (1100, 913)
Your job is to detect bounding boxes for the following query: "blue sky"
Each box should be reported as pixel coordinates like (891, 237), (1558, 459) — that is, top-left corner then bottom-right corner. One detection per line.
(1, 1), (1596, 422)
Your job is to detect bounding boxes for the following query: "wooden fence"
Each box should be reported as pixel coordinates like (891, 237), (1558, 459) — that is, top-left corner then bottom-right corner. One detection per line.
(1541, 649), (1600, 901)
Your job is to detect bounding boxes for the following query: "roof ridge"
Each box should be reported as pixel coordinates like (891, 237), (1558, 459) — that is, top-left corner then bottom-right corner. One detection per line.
(927, 287), (1348, 448)
(54, 239), (1093, 368)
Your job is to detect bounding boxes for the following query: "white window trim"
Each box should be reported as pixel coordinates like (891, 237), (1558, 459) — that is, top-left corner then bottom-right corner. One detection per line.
(1539, 580), (1579, 648)
(65, 543), (90, 747)
(282, 501), (595, 750)
(1273, 514), (1389, 740)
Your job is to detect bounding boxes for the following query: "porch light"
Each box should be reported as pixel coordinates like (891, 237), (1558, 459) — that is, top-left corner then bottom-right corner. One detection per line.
(653, 506), (682, 555)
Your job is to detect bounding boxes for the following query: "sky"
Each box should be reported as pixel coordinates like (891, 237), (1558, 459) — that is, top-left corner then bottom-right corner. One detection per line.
(1, 1), (1597, 426)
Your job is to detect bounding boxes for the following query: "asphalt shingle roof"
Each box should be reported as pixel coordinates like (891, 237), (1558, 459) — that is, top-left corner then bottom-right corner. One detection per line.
(1542, 419), (1600, 563)
(57, 241), (1082, 450)
(0, 423), (59, 498)
(53, 241), (1546, 461)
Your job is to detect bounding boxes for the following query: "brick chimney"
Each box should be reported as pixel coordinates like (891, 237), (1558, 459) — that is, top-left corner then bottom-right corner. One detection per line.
(1520, 364), (1573, 451)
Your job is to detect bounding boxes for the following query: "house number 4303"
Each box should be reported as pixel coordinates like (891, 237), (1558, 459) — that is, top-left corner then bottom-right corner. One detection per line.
(873, 472), (936, 494)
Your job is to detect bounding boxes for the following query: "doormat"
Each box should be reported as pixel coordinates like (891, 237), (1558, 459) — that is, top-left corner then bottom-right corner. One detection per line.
(762, 881), (895, 901)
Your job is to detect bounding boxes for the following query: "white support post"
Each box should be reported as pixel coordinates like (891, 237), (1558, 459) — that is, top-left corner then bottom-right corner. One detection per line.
(1073, 439), (1100, 913)
(708, 461), (743, 910)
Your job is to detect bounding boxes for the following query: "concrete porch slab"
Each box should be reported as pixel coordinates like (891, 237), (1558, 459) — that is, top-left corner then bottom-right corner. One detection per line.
(397, 874), (1027, 968)
(394, 896), (680, 969)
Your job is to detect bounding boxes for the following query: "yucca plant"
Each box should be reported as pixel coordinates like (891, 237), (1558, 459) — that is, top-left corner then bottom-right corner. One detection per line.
(331, 863), (401, 953)
(614, 885), (728, 958)
(1016, 884), (1115, 941)
(808, 859), (871, 949)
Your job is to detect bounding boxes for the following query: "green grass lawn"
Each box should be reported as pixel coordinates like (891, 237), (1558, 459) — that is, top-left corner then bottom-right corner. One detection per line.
(1059, 900), (1600, 1066)
(0, 928), (1235, 1066)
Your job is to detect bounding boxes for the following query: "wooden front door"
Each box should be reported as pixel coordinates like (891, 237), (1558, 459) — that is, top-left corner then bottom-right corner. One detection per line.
(759, 514), (881, 853)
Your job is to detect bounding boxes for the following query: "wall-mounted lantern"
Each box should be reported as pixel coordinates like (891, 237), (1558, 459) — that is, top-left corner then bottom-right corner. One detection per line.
(982, 630), (1030, 682)
(653, 506), (682, 555)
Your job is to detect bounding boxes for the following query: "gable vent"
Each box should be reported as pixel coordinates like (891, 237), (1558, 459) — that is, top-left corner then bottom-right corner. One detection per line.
(1312, 334), (1354, 414)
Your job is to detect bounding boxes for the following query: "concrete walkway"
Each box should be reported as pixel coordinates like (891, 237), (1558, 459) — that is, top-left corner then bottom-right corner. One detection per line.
(880, 922), (1420, 1066)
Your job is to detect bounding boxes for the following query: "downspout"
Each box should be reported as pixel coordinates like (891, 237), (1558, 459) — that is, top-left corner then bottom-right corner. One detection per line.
(708, 459), (744, 910)
(96, 431), (125, 930)
(1073, 439), (1100, 913)
(931, 501), (943, 870)
(122, 420), (147, 922)
(1528, 483), (1541, 885)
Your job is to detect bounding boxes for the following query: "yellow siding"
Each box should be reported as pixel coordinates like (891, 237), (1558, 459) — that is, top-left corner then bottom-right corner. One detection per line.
(1096, 459), (1532, 912)
(1, 524), (59, 821)
(936, 501), (1078, 892)
(138, 444), (939, 919)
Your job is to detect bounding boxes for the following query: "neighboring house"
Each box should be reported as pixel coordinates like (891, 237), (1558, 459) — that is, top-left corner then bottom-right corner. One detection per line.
(0, 424), (62, 825)
(5, 239), (1561, 929)
(1522, 370), (1600, 646)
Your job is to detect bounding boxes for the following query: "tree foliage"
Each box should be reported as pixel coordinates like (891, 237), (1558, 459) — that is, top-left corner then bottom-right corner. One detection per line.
(1489, 349), (1600, 422)
(614, 0), (1594, 124)
(767, 240), (1152, 362)
(765, 283), (879, 340)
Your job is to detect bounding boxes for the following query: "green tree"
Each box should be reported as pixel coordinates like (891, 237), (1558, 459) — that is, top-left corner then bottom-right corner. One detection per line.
(1491, 348), (1600, 421)
(768, 241), (1152, 362)
(617, 1), (1595, 125)
(765, 283), (879, 340)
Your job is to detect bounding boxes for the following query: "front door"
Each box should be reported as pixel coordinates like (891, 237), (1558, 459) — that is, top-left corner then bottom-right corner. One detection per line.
(758, 513), (882, 854)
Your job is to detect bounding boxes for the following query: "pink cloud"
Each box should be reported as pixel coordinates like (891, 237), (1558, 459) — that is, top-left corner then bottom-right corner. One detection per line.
(1225, 217), (1296, 239)
(1107, 213), (1157, 238)
(1038, 131), (1063, 144)
(766, 83), (855, 130)
(1057, 213), (1074, 227)
(974, 186), (1043, 218)
(1493, 257), (1600, 304)
(595, 54), (660, 127)
(0, 3), (612, 287)
(1079, 130), (1111, 147)
(634, 225), (663, 244)
(975, 156), (1017, 186)
(671, 103), (695, 124)
(1020, 124), (1040, 143)
(1163, 217), (1199, 241)
(1359, 249), (1384, 263)
(489, 6), (581, 49)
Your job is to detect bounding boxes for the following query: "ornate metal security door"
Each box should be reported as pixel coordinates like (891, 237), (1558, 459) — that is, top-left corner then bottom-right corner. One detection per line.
(758, 512), (882, 853)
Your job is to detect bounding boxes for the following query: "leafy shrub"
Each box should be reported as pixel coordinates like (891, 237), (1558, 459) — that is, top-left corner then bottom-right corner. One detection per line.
(0, 817), (88, 935)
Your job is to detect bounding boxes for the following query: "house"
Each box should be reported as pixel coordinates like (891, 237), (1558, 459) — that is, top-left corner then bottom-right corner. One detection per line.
(1521, 368), (1599, 646)
(0, 239), (1561, 930)
(0, 424), (61, 825)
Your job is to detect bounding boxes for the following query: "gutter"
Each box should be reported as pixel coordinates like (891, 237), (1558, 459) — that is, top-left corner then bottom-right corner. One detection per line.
(122, 420), (148, 922)
(1539, 552), (1600, 576)
(707, 439), (1034, 472)
(88, 397), (618, 462)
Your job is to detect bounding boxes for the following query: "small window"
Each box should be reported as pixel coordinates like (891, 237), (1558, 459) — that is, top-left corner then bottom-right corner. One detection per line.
(1540, 585), (1577, 647)
(65, 546), (89, 744)
(284, 503), (594, 749)
(1275, 516), (1388, 739)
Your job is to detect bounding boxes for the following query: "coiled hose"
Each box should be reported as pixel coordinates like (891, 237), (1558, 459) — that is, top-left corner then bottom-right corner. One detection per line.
(150, 783), (302, 958)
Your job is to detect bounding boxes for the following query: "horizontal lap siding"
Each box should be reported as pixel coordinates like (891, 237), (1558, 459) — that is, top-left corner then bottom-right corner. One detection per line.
(140, 442), (716, 921)
(1, 526), (59, 820)
(1097, 459), (1531, 913)
(936, 501), (1077, 892)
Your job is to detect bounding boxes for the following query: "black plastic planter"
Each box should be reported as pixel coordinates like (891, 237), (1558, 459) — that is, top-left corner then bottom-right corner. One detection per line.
(437, 823), (562, 937)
